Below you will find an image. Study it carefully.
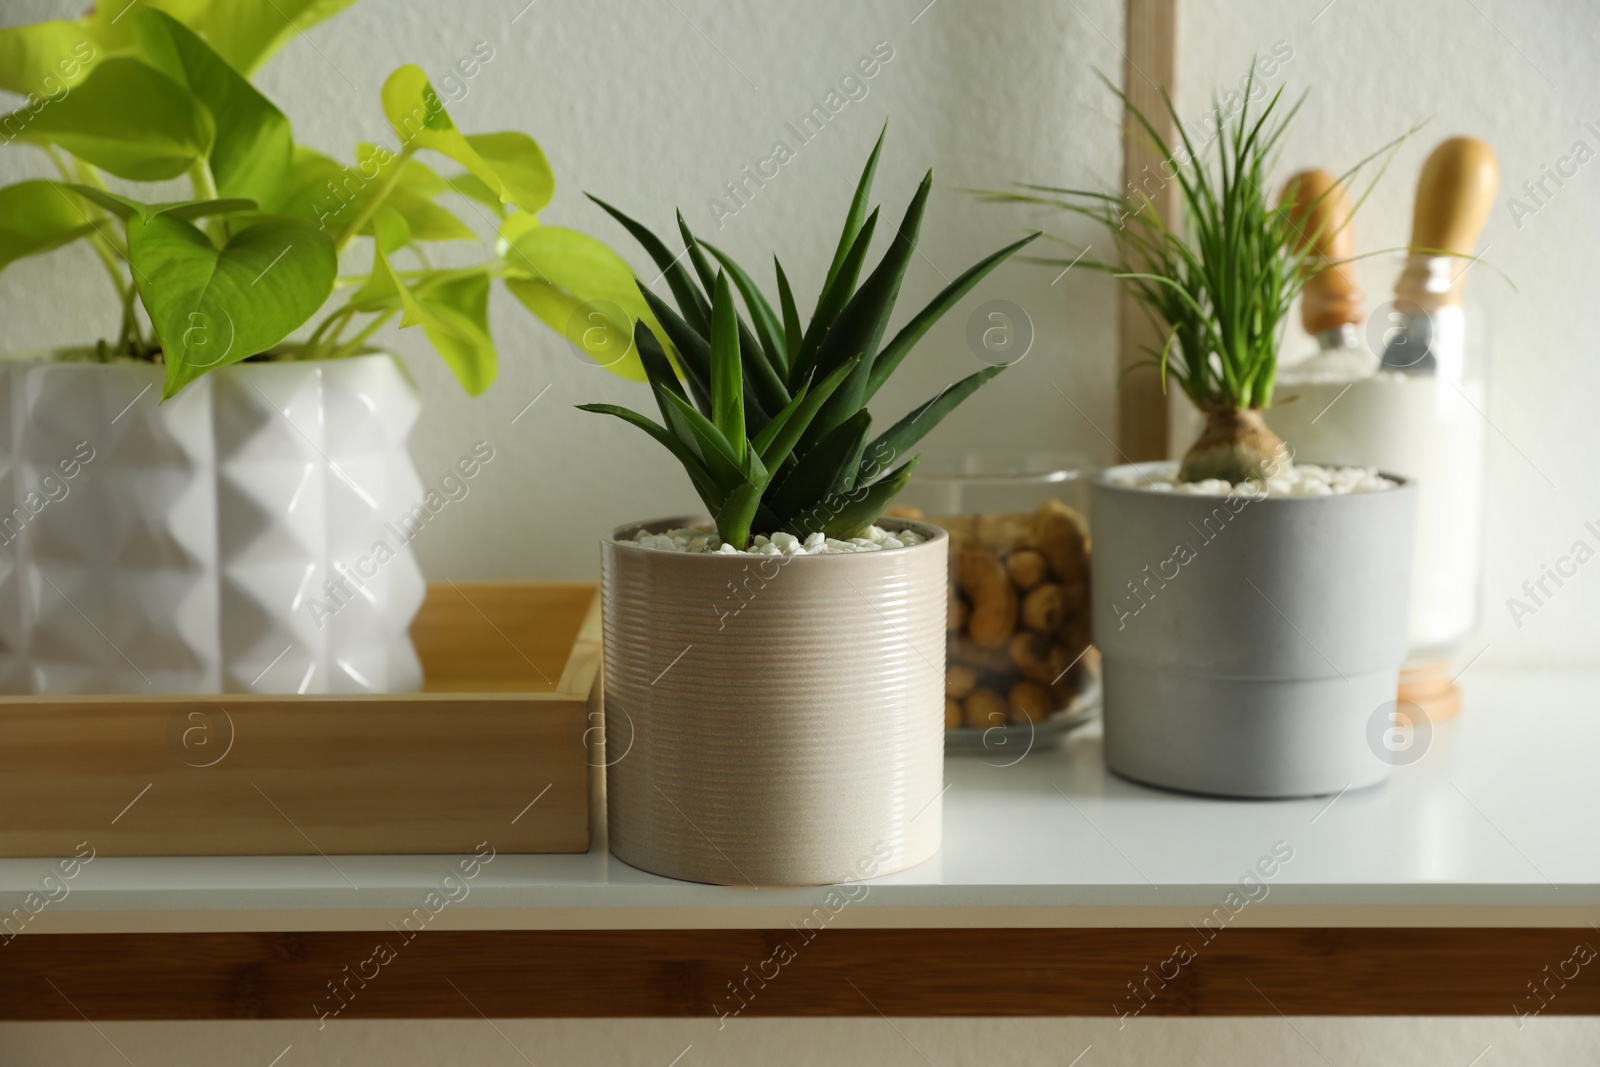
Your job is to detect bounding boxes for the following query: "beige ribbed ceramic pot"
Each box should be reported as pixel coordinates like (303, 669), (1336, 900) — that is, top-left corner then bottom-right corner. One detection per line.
(602, 517), (947, 886)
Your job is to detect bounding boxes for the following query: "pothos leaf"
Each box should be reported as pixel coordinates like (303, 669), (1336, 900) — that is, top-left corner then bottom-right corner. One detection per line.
(127, 214), (335, 399)
(501, 224), (661, 382)
(382, 66), (553, 214)
(5, 57), (214, 181)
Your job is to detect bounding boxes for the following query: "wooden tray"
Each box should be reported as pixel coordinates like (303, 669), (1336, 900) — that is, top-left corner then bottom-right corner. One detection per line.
(0, 582), (600, 857)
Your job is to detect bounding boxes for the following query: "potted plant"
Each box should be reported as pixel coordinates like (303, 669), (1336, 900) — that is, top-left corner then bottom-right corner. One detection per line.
(0, 3), (647, 694)
(991, 77), (1417, 797)
(582, 129), (1038, 884)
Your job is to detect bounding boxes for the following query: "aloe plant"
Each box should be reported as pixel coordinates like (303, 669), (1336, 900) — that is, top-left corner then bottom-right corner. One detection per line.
(580, 129), (1039, 550)
(0, 1), (649, 399)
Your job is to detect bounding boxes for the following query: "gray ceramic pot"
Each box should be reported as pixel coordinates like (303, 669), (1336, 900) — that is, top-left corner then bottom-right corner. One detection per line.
(601, 517), (947, 886)
(1089, 462), (1417, 798)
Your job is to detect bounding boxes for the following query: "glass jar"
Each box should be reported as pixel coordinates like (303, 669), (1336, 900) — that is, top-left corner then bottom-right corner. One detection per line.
(1263, 252), (1490, 717)
(891, 454), (1101, 754)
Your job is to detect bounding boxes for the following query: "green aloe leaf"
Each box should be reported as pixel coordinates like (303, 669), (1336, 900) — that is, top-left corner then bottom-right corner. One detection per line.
(658, 386), (744, 491)
(0, 181), (95, 272)
(634, 321), (688, 407)
(382, 67), (553, 214)
(674, 214), (787, 420)
(860, 365), (1005, 482)
(633, 321), (702, 459)
(775, 258), (802, 362)
(6, 57), (213, 181)
(804, 170), (933, 447)
(708, 272), (746, 466)
(701, 240), (786, 375)
(816, 456), (919, 540)
(127, 214), (336, 399)
(577, 402), (724, 514)
(633, 321), (698, 445)
(588, 194), (711, 334)
(742, 444), (769, 489)
(717, 480), (765, 550)
(751, 354), (860, 472)
(502, 223), (660, 381)
(788, 206), (878, 387)
(821, 122), (885, 298)
(765, 409), (870, 525)
(677, 210), (720, 298)
(751, 375), (809, 460)
(134, 9), (291, 203)
(636, 283), (713, 414)
(740, 343), (786, 427)
(866, 231), (1040, 400)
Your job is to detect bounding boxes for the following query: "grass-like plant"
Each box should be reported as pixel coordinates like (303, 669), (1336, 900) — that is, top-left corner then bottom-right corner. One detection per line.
(580, 129), (1038, 550)
(0, 1), (648, 399)
(983, 72), (1395, 483)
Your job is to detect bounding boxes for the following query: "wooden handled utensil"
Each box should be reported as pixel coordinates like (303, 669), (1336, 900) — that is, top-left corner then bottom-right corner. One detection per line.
(1381, 137), (1499, 373)
(1393, 137), (1499, 312)
(1280, 169), (1362, 346)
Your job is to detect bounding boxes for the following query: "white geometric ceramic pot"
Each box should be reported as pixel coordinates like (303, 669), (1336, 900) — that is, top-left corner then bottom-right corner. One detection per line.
(1089, 462), (1418, 799)
(602, 517), (948, 886)
(0, 353), (426, 695)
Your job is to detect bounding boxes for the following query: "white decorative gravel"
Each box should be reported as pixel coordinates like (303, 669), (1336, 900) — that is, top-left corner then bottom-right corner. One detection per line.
(1111, 463), (1396, 498)
(627, 523), (927, 555)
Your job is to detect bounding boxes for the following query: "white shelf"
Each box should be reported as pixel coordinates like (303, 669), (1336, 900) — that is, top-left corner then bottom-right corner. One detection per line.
(6, 668), (1596, 934)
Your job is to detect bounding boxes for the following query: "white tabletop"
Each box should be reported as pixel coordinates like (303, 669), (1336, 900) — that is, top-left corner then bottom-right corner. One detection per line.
(6, 668), (1597, 934)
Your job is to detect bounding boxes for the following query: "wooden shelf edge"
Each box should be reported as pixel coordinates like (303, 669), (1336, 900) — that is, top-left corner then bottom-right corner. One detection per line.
(4, 928), (1596, 1019)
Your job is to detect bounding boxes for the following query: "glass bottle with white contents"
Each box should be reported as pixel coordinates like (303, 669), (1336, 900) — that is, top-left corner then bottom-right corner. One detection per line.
(1264, 139), (1498, 713)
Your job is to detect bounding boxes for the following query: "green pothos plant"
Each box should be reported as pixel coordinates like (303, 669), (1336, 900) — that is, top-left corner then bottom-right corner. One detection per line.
(0, 0), (654, 399)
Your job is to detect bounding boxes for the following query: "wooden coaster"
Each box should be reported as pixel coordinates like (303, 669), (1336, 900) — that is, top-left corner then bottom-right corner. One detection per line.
(1399, 659), (1461, 721)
